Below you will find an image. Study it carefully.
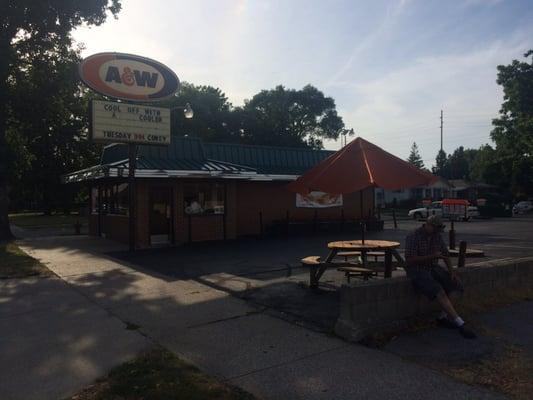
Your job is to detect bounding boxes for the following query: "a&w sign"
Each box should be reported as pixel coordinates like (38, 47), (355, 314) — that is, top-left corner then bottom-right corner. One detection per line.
(79, 52), (180, 102)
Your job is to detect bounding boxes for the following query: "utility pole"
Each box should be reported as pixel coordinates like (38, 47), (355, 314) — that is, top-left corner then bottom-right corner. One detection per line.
(440, 109), (443, 151)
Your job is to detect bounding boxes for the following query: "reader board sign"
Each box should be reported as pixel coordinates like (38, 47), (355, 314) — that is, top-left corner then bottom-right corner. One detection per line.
(296, 191), (343, 208)
(79, 53), (180, 102)
(91, 100), (170, 145)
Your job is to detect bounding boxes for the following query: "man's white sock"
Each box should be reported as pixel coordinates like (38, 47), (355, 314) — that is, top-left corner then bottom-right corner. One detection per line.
(454, 316), (465, 327)
(438, 311), (447, 320)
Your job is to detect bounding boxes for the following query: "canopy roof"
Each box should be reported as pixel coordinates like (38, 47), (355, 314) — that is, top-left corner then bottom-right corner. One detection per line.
(63, 136), (334, 183)
(287, 137), (436, 195)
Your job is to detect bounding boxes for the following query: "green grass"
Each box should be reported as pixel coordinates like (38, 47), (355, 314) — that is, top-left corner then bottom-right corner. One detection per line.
(0, 241), (52, 279)
(9, 212), (85, 228)
(69, 347), (255, 400)
(445, 344), (533, 400)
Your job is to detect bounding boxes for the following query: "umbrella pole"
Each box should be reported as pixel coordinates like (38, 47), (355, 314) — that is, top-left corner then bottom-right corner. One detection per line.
(360, 190), (365, 244)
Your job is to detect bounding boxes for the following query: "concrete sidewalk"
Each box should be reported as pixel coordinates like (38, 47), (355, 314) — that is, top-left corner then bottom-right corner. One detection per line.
(0, 275), (150, 400)
(9, 235), (505, 399)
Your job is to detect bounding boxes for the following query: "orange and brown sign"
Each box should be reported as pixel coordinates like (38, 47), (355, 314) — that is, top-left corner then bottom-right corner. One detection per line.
(79, 52), (180, 102)
(296, 191), (343, 208)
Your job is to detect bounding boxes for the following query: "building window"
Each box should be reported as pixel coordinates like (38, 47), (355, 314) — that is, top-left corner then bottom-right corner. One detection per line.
(184, 183), (225, 215)
(424, 189), (432, 198)
(433, 188), (442, 200)
(92, 183), (129, 215)
(112, 183), (129, 215)
(411, 188), (423, 199)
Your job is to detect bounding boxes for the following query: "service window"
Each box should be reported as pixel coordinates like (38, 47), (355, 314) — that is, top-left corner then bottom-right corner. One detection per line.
(184, 183), (225, 215)
(92, 183), (129, 215)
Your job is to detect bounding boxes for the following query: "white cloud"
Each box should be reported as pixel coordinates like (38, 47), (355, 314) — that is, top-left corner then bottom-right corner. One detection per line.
(326, 36), (531, 165)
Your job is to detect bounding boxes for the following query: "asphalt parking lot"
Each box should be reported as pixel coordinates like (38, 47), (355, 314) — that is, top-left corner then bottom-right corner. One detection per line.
(110, 215), (533, 332)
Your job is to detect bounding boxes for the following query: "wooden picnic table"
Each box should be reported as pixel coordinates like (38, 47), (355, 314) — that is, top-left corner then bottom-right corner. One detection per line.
(309, 240), (402, 287)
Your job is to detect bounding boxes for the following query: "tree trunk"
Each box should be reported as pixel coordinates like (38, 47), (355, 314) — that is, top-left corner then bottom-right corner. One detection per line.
(0, 103), (14, 240)
(0, 32), (14, 240)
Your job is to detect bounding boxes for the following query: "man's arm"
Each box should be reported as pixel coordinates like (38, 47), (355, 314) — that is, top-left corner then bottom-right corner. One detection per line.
(437, 234), (459, 280)
(406, 253), (439, 266)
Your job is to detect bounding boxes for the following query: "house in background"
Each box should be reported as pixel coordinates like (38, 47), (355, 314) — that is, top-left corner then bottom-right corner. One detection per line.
(448, 179), (499, 202)
(375, 176), (453, 207)
(375, 176), (500, 207)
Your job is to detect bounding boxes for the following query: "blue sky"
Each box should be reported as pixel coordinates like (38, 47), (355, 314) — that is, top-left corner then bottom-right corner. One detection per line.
(74, 0), (533, 167)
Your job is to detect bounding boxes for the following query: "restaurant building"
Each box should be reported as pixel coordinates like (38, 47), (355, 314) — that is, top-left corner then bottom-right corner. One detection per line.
(64, 136), (374, 248)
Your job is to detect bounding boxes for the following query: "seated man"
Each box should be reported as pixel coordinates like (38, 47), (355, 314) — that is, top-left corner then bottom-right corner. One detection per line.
(404, 215), (476, 339)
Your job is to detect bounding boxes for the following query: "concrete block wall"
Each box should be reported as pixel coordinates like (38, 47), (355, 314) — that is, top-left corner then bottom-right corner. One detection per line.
(335, 258), (533, 342)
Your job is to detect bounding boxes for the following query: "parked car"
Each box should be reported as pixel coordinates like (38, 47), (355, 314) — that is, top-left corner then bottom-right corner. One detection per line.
(513, 201), (533, 214)
(408, 200), (479, 221)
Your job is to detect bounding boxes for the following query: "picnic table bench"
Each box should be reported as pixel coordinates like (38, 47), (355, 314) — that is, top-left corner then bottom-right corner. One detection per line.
(302, 240), (404, 288)
(301, 256), (376, 284)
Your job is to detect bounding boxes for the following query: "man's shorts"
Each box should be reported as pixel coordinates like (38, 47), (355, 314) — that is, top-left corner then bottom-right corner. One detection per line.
(404, 266), (464, 300)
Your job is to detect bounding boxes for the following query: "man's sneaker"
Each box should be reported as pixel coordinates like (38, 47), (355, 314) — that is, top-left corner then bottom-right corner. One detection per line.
(458, 325), (477, 339)
(436, 317), (457, 329)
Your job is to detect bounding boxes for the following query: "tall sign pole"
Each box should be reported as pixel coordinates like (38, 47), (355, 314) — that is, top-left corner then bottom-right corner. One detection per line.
(440, 109), (443, 151)
(79, 52), (180, 252)
(128, 143), (136, 251)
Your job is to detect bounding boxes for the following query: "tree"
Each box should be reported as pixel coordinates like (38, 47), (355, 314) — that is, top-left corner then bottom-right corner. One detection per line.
(165, 83), (350, 149)
(447, 146), (470, 180)
(239, 85), (346, 149)
(9, 41), (100, 213)
(490, 50), (533, 197)
(162, 82), (236, 143)
(407, 142), (425, 169)
(432, 149), (448, 177)
(470, 143), (519, 191)
(0, 0), (121, 239)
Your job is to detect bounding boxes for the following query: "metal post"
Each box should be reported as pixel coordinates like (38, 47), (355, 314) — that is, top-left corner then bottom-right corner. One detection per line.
(440, 109), (443, 151)
(223, 183), (227, 241)
(360, 190), (365, 244)
(128, 143), (136, 252)
(449, 219), (456, 250)
(188, 213), (192, 243)
(392, 208), (397, 229)
(458, 241), (467, 268)
(97, 184), (102, 237)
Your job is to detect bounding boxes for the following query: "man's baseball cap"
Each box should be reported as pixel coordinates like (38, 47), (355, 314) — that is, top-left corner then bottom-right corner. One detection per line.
(426, 214), (445, 229)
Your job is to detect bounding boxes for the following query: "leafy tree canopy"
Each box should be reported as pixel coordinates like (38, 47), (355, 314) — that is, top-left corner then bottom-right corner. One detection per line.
(490, 50), (533, 196)
(239, 85), (346, 149)
(0, 1), (121, 237)
(432, 149), (448, 177)
(407, 142), (425, 169)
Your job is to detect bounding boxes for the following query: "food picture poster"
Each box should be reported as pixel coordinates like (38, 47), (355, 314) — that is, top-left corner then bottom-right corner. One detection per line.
(296, 192), (343, 208)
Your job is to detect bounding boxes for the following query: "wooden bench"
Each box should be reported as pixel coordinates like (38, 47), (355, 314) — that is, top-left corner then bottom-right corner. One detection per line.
(366, 251), (385, 261)
(301, 256), (324, 288)
(336, 251), (361, 262)
(337, 266), (377, 282)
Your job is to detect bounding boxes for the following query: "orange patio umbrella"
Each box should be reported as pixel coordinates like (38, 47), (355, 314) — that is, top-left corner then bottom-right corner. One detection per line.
(287, 137), (436, 242)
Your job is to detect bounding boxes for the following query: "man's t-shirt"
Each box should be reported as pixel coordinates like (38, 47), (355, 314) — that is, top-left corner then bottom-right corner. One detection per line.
(405, 226), (448, 268)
